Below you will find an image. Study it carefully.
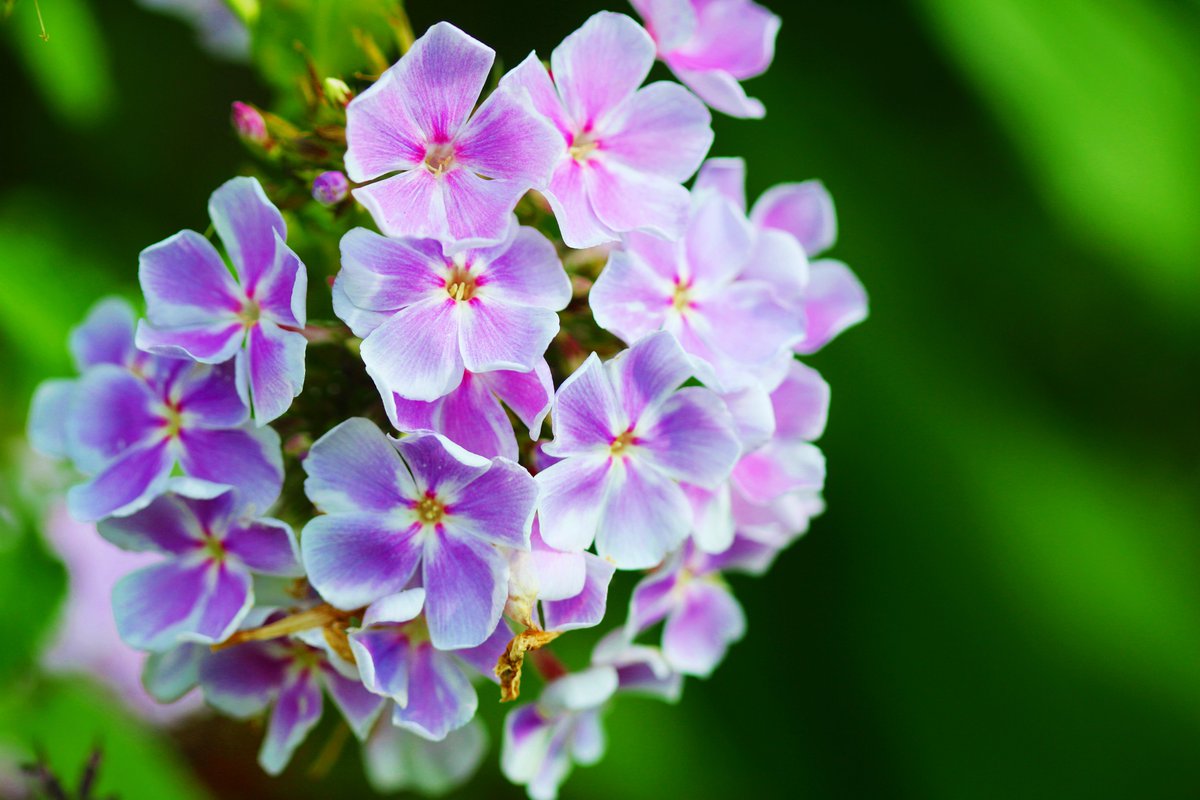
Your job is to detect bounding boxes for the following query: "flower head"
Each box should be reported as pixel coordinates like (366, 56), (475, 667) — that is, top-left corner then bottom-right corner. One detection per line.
(231, 101), (268, 145)
(300, 419), (537, 649)
(312, 170), (350, 205)
(98, 480), (300, 652)
(631, 0), (780, 119)
(536, 331), (741, 569)
(65, 360), (283, 522)
(336, 224), (570, 402)
(499, 12), (714, 248)
(136, 176), (308, 423)
(344, 22), (561, 248)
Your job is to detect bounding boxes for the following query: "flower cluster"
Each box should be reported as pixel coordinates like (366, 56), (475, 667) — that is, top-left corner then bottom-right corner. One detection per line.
(27, 3), (866, 797)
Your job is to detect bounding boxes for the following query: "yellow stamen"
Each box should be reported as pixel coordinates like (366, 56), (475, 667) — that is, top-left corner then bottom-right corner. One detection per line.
(417, 495), (445, 524)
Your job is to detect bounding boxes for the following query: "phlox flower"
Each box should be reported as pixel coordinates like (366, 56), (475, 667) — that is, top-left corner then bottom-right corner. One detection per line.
(535, 331), (741, 569)
(199, 633), (387, 775)
(590, 187), (805, 391)
(66, 360), (283, 522)
(335, 224), (570, 402)
(590, 628), (684, 702)
(625, 541), (749, 677)
(382, 361), (554, 461)
(344, 22), (561, 248)
(363, 717), (488, 796)
(694, 156), (869, 353)
(631, 0), (780, 119)
(97, 480), (300, 651)
(506, 520), (616, 632)
(501, 667), (618, 800)
(300, 418), (537, 649)
(499, 11), (713, 248)
(347, 588), (511, 741)
(136, 176), (308, 424)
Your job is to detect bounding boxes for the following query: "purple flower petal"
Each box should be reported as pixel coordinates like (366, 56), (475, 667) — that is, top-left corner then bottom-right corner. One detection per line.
(732, 441), (826, 504)
(321, 665), (387, 740)
(542, 554), (615, 632)
(343, 72), (425, 183)
(499, 52), (573, 142)
(363, 717), (488, 795)
(794, 259), (869, 354)
(481, 360), (554, 438)
(606, 330), (693, 425)
(668, 0), (779, 78)
(66, 365), (163, 474)
(360, 297), (464, 402)
(638, 386), (741, 488)
(670, 65), (765, 119)
(331, 272), (391, 338)
(362, 589), (426, 627)
(176, 360), (249, 429)
(178, 424), (282, 515)
(393, 644), (478, 740)
(387, 22), (493, 146)
(254, 233), (307, 327)
(542, 353), (624, 456)
(67, 439), (174, 522)
(199, 640), (288, 717)
(301, 513), (423, 610)
(338, 227), (446, 312)
(596, 459), (692, 568)
(602, 81), (713, 182)
(694, 157), (747, 211)
(552, 12), (654, 127)
(739, 226), (808, 305)
(259, 668), (323, 775)
(719, 381), (776, 452)
(534, 455), (613, 553)
(583, 159), (692, 242)
(304, 417), (414, 514)
(113, 559), (249, 651)
(545, 160), (614, 249)
(771, 361), (830, 442)
(351, 169), (445, 241)
(751, 180), (838, 257)
(387, 371), (518, 460)
(684, 192), (754, 286)
(684, 481), (735, 554)
(588, 247), (674, 345)
(442, 457), (536, 550)
(453, 83), (559, 186)
(440, 169), (530, 248)
(224, 517), (300, 576)
(28, 379), (76, 460)
(662, 581), (745, 677)
(392, 432), (491, 500)
(244, 319), (307, 424)
(136, 318), (245, 364)
(451, 616), (512, 679)
(97, 492), (206, 554)
(458, 300), (560, 374)
(138, 230), (242, 327)
(69, 297), (137, 371)
(192, 564), (255, 644)
(349, 625), (413, 701)
(143, 642), (205, 703)
(422, 529), (508, 650)
(627, 555), (682, 634)
(208, 176), (287, 292)
(474, 227), (570, 310)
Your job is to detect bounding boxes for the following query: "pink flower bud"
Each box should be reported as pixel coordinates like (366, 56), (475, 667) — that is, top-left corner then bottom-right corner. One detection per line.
(312, 170), (349, 205)
(231, 101), (268, 146)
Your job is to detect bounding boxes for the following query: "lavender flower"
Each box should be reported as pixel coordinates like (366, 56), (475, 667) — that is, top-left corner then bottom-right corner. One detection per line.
(136, 176), (308, 423)
(98, 480), (300, 652)
(631, 0), (781, 119)
(364, 718), (488, 795)
(66, 360), (283, 522)
(344, 22), (561, 248)
(535, 331), (741, 568)
(335, 223), (570, 402)
(312, 170), (350, 205)
(507, 521), (616, 632)
(499, 12), (713, 248)
(300, 419), (536, 649)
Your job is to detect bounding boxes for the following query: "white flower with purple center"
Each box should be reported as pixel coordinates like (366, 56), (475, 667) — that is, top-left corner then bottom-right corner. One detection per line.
(499, 11), (714, 248)
(199, 634), (387, 775)
(136, 176), (308, 424)
(344, 22), (561, 248)
(335, 223), (570, 403)
(631, 0), (781, 119)
(348, 588), (511, 741)
(535, 331), (741, 569)
(501, 666), (617, 800)
(65, 359), (284, 522)
(299, 418), (537, 649)
(97, 480), (300, 652)
(694, 156), (869, 354)
(590, 185), (806, 391)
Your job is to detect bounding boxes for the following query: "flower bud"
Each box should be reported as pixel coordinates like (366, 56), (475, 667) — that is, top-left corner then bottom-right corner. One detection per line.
(324, 77), (354, 107)
(312, 171), (349, 206)
(230, 101), (269, 146)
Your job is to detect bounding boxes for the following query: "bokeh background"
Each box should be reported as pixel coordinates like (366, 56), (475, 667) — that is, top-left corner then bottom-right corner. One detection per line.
(1, 0), (1197, 798)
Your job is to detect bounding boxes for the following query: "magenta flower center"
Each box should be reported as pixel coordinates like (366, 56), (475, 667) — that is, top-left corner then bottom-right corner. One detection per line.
(162, 402), (185, 438)
(239, 297), (262, 327)
(568, 131), (599, 162)
(671, 281), (694, 312)
(424, 142), (457, 176)
(202, 535), (227, 563)
(445, 267), (479, 302)
(609, 430), (637, 457)
(416, 494), (446, 524)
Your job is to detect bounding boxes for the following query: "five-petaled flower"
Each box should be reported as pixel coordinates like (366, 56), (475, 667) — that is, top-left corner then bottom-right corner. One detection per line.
(344, 22), (561, 248)
(300, 418), (537, 649)
(336, 223), (571, 403)
(535, 331), (741, 569)
(136, 176), (309, 424)
(500, 11), (714, 248)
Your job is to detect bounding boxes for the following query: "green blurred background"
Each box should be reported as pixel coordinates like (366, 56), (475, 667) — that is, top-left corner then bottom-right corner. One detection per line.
(1, 0), (1197, 797)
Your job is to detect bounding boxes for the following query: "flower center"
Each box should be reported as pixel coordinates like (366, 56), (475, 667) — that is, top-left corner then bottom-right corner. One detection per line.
(416, 494), (446, 525)
(162, 402), (184, 438)
(202, 535), (227, 563)
(569, 132), (599, 162)
(239, 297), (261, 328)
(445, 267), (478, 302)
(424, 142), (457, 176)
(609, 429), (637, 457)
(671, 281), (693, 312)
